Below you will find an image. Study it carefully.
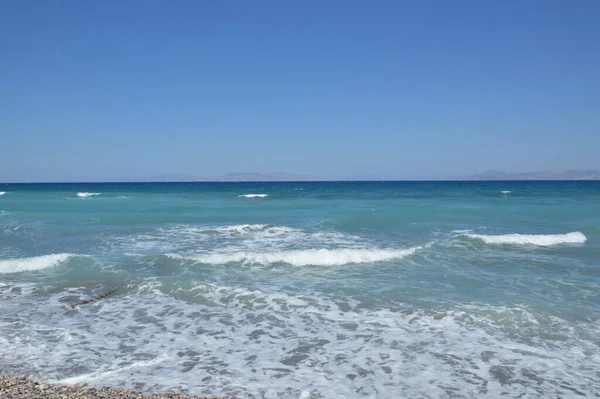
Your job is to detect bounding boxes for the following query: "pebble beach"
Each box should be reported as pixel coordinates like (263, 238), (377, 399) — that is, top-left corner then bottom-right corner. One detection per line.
(0, 375), (221, 399)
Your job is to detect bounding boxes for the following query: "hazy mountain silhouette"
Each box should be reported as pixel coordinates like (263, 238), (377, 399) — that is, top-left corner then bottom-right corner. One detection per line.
(463, 169), (600, 180)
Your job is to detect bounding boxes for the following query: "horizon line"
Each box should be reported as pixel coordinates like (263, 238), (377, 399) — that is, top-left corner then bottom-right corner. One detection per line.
(2, 179), (600, 184)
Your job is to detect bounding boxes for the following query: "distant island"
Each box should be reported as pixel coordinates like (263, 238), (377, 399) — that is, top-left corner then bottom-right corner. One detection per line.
(462, 169), (600, 180)
(192, 172), (325, 182)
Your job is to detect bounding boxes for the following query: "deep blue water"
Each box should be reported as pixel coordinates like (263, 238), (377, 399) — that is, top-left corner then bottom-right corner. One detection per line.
(1, 181), (599, 398)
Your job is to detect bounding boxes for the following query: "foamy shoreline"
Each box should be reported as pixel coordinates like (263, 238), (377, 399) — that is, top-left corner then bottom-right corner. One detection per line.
(0, 374), (224, 399)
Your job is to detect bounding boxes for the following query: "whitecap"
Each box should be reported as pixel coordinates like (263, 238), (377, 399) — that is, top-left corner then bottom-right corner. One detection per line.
(0, 192), (6, 196)
(77, 192), (101, 198)
(0, 253), (76, 274)
(501, 190), (511, 194)
(169, 246), (420, 266)
(462, 231), (586, 246)
(213, 224), (294, 235)
(239, 194), (269, 198)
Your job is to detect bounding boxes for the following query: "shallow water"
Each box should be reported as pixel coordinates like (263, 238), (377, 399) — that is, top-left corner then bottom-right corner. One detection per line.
(1, 181), (599, 398)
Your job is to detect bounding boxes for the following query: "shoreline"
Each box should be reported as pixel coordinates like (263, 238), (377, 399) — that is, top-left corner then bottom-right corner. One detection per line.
(0, 375), (223, 399)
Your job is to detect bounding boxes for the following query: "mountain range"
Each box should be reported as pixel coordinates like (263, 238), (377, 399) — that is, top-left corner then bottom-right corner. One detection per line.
(462, 169), (600, 180)
(191, 172), (324, 182)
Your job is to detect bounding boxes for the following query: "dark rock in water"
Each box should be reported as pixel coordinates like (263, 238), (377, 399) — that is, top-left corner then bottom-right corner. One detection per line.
(71, 287), (120, 308)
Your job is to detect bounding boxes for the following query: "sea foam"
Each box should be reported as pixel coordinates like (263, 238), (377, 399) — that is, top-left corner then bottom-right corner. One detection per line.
(58, 354), (171, 385)
(214, 224), (279, 233)
(0, 192), (6, 196)
(170, 246), (420, 266)
(77, 192), (101, 198)
(463, 231), (587, 246)
(4, 283), (597, 398)
(0, 253), (75, 274)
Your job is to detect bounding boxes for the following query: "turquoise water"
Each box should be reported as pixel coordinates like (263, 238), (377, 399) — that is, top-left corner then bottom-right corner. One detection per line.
(0, 181), (599, 398)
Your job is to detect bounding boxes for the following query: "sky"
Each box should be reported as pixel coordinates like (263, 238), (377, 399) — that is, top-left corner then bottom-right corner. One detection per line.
(1, 0), (599, 182)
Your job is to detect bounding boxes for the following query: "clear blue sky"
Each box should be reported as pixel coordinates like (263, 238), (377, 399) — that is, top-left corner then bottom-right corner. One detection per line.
(1, 0), (599, 181)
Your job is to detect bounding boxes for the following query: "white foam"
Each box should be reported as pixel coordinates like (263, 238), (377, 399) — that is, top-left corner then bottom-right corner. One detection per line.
(463, 231), (587, 246)
(0, 282), (37, 299)
(239, 194), (269, 198)
(213, 224), (297, 235)
(105, 224), (366, 256)
(0, 192), (6, 196)
(0, 253), (74, 274)
(215, 224), (272, 233)
(170, 246), (420, 266)
(2, 284), (597, 398)
(58, 354), (170, 385)
(77, 192), (101, 198)
(501, 190), (511, 194)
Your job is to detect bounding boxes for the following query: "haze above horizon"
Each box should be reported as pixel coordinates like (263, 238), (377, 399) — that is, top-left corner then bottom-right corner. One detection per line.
(1, 1), (599, 182)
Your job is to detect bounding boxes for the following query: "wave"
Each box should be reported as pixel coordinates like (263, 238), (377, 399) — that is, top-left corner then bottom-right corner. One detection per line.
(239, 194), (268, 198)
(0, 253), (76, 274)
(77, 192), (101, 198)
(213, 224), (294, 235)
(462, 231), (587, 246)
(111, 223), (366, 256)
(0, 192), (6, 196)
(501, 190), (511, 194)
(169, 246), (420, 266)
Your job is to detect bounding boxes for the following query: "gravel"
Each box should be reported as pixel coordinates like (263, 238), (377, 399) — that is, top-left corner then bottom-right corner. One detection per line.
(0, 375), (223, 399)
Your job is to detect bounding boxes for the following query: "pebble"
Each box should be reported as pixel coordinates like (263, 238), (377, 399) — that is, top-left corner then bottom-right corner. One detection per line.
(0, 375), (222, 399)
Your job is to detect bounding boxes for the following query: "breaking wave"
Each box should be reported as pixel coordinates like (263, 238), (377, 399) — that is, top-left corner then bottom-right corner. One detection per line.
(212, 224), (297, 235)
(462, 231), (587, 246)
(239, 194), (269, 198)
(169, 246), (420, 266)
(77, 192), (101, 198)
(0, 253), (76, 274)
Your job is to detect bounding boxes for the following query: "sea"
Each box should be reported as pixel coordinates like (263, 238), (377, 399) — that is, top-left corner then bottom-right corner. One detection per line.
(0, 181), (599, 398)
